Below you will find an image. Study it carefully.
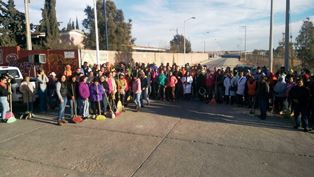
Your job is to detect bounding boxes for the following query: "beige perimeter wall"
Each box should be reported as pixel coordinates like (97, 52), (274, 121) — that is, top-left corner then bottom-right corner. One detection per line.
(79, 50), (210, 66)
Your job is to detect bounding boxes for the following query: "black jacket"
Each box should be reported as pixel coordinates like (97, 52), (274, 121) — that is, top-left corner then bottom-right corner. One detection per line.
(0, 85), (8, 97)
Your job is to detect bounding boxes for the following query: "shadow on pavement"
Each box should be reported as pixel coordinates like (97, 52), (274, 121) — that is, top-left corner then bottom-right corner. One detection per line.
(140, 99), (296, 132)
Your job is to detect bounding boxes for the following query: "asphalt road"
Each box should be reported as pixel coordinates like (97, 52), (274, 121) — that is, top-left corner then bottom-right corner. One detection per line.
(203, 57), (244, 70)
(1, 98), (313, 177)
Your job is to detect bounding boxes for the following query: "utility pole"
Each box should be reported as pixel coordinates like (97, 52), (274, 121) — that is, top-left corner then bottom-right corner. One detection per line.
(241, 26), (247, 61)
(103, 0), (109, 50)
(24, 0), (32, 50)
(183, 17), (196, 55)
(94, 0), (100, 67)
(284, 0), (290, 71)
(269, 0), (274, 72)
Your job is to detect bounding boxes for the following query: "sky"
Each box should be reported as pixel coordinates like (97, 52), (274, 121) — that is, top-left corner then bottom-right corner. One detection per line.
(15, 0), (314, 52)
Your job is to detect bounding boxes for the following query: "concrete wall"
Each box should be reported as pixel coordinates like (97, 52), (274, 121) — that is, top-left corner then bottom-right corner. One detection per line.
(79, 50), (210, 66)
(245, 54), (301, 71)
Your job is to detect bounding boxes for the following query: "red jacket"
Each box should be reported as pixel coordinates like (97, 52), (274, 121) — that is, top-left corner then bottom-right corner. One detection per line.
(168, 75), (178, 88)
(205, 73), (215, 88)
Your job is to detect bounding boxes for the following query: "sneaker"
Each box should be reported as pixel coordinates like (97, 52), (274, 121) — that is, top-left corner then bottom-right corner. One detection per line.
(304, 128), (312, 132)
(61, 120), (67, 124)
(136, 105), (140, 112)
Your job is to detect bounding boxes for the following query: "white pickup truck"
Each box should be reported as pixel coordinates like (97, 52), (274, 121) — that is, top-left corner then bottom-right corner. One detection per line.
(0, 66), (36, 102)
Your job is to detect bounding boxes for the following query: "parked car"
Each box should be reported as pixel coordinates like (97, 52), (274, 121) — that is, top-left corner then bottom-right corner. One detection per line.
(0, 66), (36, 102)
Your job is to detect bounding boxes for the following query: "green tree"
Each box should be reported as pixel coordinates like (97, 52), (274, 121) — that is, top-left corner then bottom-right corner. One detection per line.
(295, 17), (314, 68)
(0, 0), (26, 47)
(66, 19), (73, 31)
(82, 0), (134, 51)
(75, 17), (79, 30)
(170, 34), (192, 53)
(39, 0), (60, 49)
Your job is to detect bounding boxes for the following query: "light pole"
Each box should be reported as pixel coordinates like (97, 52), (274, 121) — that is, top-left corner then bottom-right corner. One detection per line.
(284, 0), (290, 71)
(203, 32), (210, 53)
(240, 25), (247, 61)
(183, 17), (196, 54)
(93, 0), (100, 67)
(103, 0), (109, 50)
(269, 0), (274, 72)
(24, 0), (32, 50)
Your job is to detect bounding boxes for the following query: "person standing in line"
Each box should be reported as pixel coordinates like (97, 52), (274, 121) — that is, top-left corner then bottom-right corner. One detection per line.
(116, 73), (127, 107)
(236, 71), (247, 106)
(140, 71), (150, 107)
(56, 75), (68, 126)
(223, 72), (232, 104)
(20, 76), (35, 115)
(247, 75), (257, 114)
(47, 72), (58, 110)
(290, 78), (312, 132)
(132, 74), (142, 112)
(89, 78), (104, 117)
(273, 77), (287, 114)
(78, 76), (91, 119)
(37, 70), (49, 113)
(0, 76), (9, 122)
(157, 70), (167, 101)
(167, 71), (178, 102)
(100, 75), (109, 114)
(181, 71), (193, 100)
(68, 75), (79, 118)
(257, 74), (269, 120)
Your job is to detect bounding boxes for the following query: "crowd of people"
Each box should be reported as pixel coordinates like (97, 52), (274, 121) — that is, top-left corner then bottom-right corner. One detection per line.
(0, 61), (313, 132)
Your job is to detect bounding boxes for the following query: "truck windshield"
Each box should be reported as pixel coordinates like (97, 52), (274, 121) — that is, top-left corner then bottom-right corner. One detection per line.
(0, 70), (21, 79)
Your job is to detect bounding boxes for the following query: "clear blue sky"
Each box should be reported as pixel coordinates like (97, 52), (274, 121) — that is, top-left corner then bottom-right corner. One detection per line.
(15, 0), (314, 51)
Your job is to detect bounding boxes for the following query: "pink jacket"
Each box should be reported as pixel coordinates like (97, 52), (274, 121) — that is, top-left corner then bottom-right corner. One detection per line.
(168, 75), (178, 88)
(132, 78), (142, 94)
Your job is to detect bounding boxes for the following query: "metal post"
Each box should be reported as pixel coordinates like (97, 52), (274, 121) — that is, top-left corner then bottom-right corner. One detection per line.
(24, 0), (32, 50)
(269, 0), (274, 72)
(184, 21), (186, 54)
(94, 0), (100, 67)
(103, 0), (109, 50)
(244, 26), (247, 61)
(183, 17), (196, 55)
(241, 26), (247, 61)
(285, 0), (290, 71)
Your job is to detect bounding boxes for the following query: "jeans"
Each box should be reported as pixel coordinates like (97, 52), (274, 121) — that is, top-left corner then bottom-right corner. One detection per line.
(294, 105), (309, 129)
(0, 96), (9, 119)
(58, 97), (68, 120)
(259, 97), (268, 119)
(82, 99), (90, 117)
(69, 99), (77, 116)
(134, 93), (141, 107)
(158, 85), (166, 100)
(38, 89), (47, 112)
(141, 88), (150, 106)
(102, 94), (109, 113)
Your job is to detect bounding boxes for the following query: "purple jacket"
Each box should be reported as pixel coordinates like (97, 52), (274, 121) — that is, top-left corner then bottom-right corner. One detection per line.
(89, 84), (104, 102)
(79, 82), (90, 99)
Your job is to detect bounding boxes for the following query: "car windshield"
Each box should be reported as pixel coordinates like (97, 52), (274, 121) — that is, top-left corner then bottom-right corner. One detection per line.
(0, 69), (21, 79)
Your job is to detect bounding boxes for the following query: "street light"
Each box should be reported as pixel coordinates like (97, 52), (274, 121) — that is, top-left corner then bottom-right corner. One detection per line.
(203, 32), (210, 53)
(183, 17), (196, 54)
(93, 0), (100, 67)
(240, 25), (247, 61)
